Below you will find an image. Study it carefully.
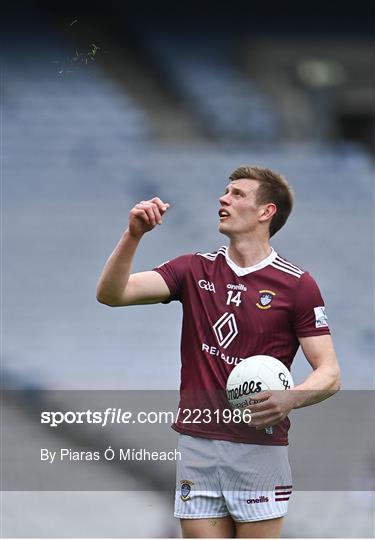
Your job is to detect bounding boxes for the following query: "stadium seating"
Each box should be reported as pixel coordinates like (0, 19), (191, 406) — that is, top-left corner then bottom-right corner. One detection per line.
(143, 32), (280, 140)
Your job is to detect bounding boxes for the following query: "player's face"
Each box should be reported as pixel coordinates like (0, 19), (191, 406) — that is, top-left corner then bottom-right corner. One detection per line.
(218, 179), (262, 237)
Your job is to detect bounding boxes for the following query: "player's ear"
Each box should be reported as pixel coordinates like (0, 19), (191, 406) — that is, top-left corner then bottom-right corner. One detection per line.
(259, 203), (277, 223)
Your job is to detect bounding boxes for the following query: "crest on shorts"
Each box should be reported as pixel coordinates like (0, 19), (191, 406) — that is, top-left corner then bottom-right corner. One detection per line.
(180, 479), (194, 501)
(256, 290), (276, 310)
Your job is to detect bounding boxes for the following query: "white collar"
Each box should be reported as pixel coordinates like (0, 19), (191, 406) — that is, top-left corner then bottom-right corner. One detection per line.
(224, 246), (278, 277)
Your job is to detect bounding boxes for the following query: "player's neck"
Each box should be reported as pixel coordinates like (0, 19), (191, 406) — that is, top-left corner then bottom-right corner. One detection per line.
(228, 237), (272, 269)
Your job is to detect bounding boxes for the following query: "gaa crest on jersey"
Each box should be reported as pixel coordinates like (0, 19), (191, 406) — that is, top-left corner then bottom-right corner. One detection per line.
(180, 479), (194, 501)
(256, 290), (276, 310)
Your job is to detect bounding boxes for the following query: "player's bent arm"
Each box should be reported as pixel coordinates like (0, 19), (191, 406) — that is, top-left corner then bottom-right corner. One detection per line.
(291, 334), (341, 409)
(96, 225), (171, 306)
(97, 270), (170, 307)
(123, 271), (171, 305)
(96, 197), (170, 306)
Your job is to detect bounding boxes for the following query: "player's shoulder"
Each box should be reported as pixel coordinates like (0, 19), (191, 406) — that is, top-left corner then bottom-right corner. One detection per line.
(159, 248), (225, 263)
(195, 246), (227, 262)
(270, 253), (306, 280)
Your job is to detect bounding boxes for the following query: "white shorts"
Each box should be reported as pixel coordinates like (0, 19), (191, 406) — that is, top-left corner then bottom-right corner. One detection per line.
(175, 435), (292, 523)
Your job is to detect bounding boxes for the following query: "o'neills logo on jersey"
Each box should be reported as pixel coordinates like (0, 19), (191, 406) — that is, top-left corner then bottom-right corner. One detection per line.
(226, 380), (262, 402)
(227, 283), (247, 291)
(246, 496), (269, 504)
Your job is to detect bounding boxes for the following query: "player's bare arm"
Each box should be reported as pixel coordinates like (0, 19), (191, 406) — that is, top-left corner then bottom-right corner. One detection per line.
(291, 334), (341, 406)
(249, 334), (340, 430)
(96, 197), (171, 306)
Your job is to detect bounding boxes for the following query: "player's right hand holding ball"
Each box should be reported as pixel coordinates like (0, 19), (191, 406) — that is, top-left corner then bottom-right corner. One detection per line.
(128, 197), (170, 238)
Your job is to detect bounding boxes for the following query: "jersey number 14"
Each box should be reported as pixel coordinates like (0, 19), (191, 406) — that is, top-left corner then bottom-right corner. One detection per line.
(226, 291), (242, 307)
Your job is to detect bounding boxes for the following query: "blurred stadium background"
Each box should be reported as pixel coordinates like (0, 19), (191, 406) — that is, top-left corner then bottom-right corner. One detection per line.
(1, 0), (374, 537)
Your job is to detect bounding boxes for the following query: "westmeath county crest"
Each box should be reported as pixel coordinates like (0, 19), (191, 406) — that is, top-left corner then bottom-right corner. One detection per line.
(256, 290), (276, 310)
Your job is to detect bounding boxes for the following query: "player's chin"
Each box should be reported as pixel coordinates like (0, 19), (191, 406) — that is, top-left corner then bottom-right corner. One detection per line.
(218, 221), (231, 234)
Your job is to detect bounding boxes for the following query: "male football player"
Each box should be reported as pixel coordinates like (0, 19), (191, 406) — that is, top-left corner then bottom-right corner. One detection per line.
(96, 166), (340, 538)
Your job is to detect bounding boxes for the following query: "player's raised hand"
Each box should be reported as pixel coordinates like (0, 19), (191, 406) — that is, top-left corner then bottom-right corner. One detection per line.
(128, 197), (170, 238)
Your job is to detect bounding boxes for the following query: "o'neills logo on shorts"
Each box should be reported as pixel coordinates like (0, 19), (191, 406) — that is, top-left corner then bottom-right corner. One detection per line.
(226, 380), (262, 401)
(246, 496), (269, 504)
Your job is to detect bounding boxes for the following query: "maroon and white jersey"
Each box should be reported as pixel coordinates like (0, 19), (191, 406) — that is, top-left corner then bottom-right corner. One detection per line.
(154, 246), (330, 445)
